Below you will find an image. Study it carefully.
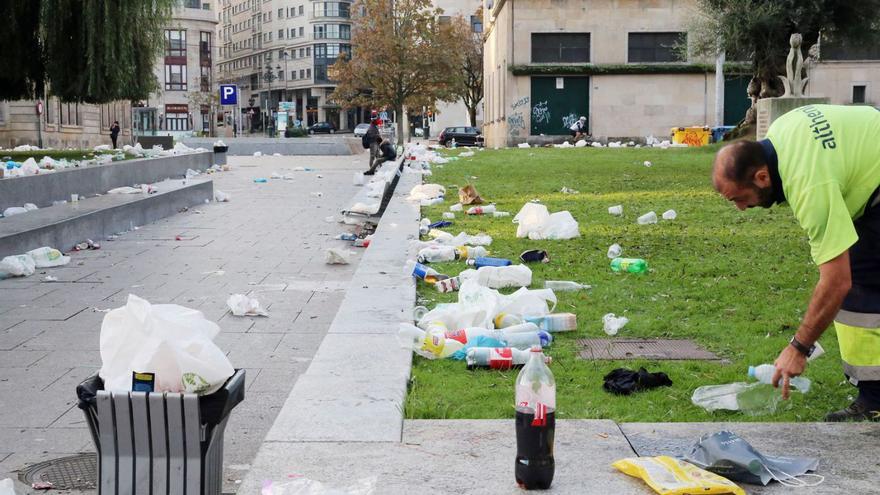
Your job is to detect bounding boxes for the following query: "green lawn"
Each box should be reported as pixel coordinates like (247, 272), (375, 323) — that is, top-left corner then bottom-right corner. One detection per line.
(405, 145), (850, 423)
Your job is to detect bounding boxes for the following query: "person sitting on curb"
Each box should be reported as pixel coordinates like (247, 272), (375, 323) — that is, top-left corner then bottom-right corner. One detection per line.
(366, 138), (397, 175)
(569, 116), (587, 142)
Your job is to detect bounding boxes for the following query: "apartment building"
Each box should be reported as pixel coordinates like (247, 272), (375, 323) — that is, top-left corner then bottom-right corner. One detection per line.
(216, 0), (357, 132)
(481, 0), (880, 148)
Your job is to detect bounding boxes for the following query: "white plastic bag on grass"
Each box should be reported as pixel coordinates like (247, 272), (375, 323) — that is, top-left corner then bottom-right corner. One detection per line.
(544, 211), (580, 239)
(226, 294), (268, 316)
(514, 203), (550, 239)
(27, 247), (70, 267)
(99, 294), (234, 394)
(458, 264), (532, 289)
(0, 255), (36, 279)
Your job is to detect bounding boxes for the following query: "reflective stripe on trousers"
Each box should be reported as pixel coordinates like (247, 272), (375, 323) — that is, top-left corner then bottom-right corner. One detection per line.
(834, 309), (880, 382)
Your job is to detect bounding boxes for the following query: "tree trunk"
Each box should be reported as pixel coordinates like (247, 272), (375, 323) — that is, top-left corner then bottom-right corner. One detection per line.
(468, 105), (477, 127)
(395, 105), (405, 146)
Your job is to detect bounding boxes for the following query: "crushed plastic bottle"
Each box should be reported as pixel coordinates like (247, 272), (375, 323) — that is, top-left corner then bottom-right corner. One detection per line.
(442, 212), (455, 219)
(607, 243), (622, 259)
(610, 257), (647, 273)
(544, 281), (591, 291)
(466, 204), (496, 215)
(748, 364), (811, 393)
(449, 203), (464, 212)
(493, 211), (511, 217)
(662, 209), (677, 220)
(637, 211), (658, 224)
(603, 313), (629, 335)
(608, 205), (623, 216)
(335, 233), (358, 241)
(445, 325), (552, 349)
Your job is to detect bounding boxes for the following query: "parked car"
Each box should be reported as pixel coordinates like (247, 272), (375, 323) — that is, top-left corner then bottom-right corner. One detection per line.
(308, 122), (337, 134)
(438, 126), (483, 146)
(353, 123), (370, 137)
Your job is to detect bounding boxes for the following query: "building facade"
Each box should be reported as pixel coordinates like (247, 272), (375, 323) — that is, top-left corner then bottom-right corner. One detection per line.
(216, 0), (355, 132)
(482, 0), (880, 148)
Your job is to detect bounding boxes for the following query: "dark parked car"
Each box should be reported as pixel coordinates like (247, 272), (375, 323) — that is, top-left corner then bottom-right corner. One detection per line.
(308, 121), (337, 134)
(438, 126), (483, 147)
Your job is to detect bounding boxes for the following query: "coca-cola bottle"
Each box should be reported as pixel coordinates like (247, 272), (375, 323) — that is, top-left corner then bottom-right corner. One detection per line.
(514, 346), (556, 490)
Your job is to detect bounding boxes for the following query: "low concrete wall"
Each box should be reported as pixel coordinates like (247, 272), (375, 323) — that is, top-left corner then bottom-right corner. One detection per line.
(0, 152), (213, 211)
(181, 137), (362, 156)
(0, 178), (213, 257)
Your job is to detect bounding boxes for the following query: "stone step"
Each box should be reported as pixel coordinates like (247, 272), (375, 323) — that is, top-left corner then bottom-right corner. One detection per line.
(0, 178), (213, 257)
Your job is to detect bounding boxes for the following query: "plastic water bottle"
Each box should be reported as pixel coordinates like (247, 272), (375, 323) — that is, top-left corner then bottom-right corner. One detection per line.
(607, 243), (622, 259)
(398, 323), (463, 359)
(662, 209), (677, 220)
(434, 276), (461, 293)
(466, 204), (496, 215)
(525, 313), (578, 332)
(445, 327), (552, 349)
(467, 347), (549, 370)
(515, 347), (556, 490)
(335, 233), (357, 241)
(456, 246), (488, 260)
(544, 280), (591, 291)
(608, 205), (623, 216)
(610, 257), (647, 273)
(466, 256), (511, 268)
(449, 203), (464, 212)
(417, 246), (457, 263)
(637, 211), (658, 224)
(493, 211), (511, 217)
(692, 382), (782, 415)
(494, 312), (523, 328)
(748, 364), (811, 393)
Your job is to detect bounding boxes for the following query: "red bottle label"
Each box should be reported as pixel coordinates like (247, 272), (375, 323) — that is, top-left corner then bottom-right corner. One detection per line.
(489, 348), (513, 369)
(445, 329), (468, 344)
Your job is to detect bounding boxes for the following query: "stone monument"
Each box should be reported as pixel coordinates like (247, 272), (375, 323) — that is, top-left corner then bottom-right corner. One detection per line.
(756, 33), (829, 139)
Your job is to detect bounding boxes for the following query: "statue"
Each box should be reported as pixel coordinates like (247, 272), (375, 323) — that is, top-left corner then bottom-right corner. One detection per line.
(779, 33), (809, 97)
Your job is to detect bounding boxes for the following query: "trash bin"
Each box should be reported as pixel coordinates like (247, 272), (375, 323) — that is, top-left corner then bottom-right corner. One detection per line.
(670, 126), (711, 147)
(213, 145), (228, 166)
(76, 369), (245, 495)
(710, 125), (736, 143)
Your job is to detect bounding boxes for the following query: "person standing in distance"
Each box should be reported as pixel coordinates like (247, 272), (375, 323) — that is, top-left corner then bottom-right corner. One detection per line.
(712, 104), (880, 421)
(110, 121), (121, 149)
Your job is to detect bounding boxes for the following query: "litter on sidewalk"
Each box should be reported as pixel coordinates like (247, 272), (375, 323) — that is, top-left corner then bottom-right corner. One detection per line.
(613, 456), (745, 495)
(227, 294), (269, 317)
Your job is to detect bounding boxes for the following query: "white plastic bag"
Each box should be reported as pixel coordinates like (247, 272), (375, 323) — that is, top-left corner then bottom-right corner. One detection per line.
(27, 247), (70, 268)
(544, 211), (580, 239)
(99, 294), (234, 394)
(226, 294), (268, 316)
(214, 190), (231, 202)
(603, 313), (629, 335)
(458, 264), (532, 289)
(513, 203), (551, 239)
(408, 183), (445, 201)
(0, 255), (36, 279)
(2, 207), (28, 217)
(325, 248), (353, 264)
(0, 478), (17, 495)
(21, 158), (39, 175)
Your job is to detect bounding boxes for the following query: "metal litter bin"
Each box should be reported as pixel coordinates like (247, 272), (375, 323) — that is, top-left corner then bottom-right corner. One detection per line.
(213, 145), (228, 165)
(76, 369), (245, 495)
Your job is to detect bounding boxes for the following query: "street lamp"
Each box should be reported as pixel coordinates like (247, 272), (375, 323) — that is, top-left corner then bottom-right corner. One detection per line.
(262, 64), (278, 135)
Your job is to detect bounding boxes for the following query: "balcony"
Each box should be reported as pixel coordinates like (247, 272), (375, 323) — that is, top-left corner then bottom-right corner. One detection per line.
(308, 11), (351, 21)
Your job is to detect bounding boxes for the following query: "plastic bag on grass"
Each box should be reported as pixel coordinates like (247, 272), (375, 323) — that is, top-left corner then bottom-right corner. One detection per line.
(458, 264), (532, 289)
(612, 456), (745, 495)
(99, 294), (234, 394)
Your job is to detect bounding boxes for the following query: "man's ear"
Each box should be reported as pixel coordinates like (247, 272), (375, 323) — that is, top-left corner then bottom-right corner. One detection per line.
(753, 166), (771, 188)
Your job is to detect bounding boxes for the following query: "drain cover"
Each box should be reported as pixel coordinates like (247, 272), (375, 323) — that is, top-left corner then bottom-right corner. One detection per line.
(577, 338), (719, 361)
(19, 453), (97, 490)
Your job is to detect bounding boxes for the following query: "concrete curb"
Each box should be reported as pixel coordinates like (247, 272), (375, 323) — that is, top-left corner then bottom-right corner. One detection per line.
(181, 137), (360, 156)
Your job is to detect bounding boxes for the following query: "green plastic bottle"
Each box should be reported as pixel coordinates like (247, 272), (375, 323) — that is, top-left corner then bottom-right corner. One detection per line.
(610, 257), (647, 274)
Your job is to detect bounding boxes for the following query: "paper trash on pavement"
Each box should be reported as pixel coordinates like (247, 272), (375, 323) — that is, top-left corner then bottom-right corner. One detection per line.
(226, 294), (269, 317)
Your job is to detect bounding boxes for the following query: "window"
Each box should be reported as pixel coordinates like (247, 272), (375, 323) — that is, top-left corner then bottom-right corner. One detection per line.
(278, 69), (284, 80)
(306, 68), (311, 78)
(326, 43), (339, 58)
(471, 15), (482, 33)
(165, 64), (187, 90)
(299, 48), (304, 57)
(315, 44), (326, 58)
(201, 65), (211, 91)
(165, 30), (187, 57)
(438, 15), (450, 25)
(340, 24), (350, 39)
(315, 64), (327, 81)
(290, 28), (295, 38)
(278, 8), (283, 17)
(59, 101), (80, 126)
(300, 69), (305, 78)
(200, 31), (211, 59)
(314, 25), (325, 39)
(531, 33), (590, 63)
(165, 112), (189, 131)
(853, 85), (867, 104)
(184, 0), (200, 8)
(299, 5), (303, 15)
(628, 32), (685, 63)
(306, 47), (310, 56)
(279, 29), (284, 38)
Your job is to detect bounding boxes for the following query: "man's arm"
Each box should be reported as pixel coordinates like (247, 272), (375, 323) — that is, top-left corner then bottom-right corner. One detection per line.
(773, 250), (851, 398)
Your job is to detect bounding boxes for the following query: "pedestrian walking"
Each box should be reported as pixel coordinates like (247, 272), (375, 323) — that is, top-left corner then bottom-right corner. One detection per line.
(110, 121), (121, 149)
(363, 117), (382, 175)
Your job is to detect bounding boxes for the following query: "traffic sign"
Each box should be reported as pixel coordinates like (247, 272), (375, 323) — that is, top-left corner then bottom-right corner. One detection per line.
(220, 85), (238, 105)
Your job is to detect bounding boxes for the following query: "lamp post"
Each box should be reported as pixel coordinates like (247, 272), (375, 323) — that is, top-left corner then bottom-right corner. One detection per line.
(262, 64), (278, 136)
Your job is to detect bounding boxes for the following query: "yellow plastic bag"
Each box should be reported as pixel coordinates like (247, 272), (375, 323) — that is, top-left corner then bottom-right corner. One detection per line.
(612, 456), (745, 495)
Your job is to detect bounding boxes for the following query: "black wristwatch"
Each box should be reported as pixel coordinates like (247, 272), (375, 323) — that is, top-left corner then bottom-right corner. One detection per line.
(789, 336), (815, 357)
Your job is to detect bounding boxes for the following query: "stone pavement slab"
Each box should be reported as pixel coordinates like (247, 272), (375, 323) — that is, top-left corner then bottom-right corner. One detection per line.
(620, 422), (880, 494)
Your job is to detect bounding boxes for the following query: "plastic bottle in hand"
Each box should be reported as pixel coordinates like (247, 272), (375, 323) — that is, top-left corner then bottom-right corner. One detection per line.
(515, 346), (556, 490)
(610, 257), (647, 273)
(466, 204), (496, 215)
(748, 364), (811, 393)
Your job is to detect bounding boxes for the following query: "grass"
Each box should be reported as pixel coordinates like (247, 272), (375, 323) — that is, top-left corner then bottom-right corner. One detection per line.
(404, 145), (851, 423)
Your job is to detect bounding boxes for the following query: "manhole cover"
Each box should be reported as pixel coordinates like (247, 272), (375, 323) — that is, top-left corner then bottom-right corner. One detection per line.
(19, 453), (97, 490)
(576, 338), (719, 361)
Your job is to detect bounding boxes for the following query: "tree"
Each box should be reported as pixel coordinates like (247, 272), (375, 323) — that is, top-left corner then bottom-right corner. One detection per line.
(448, 11), (484, 127)
(0, 0), (173, 103)
(330, 0), (462, 144)
(689, 0), (880, 124)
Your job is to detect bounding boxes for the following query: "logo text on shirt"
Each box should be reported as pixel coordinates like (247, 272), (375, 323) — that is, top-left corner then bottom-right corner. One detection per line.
(799, 105), (836, 149)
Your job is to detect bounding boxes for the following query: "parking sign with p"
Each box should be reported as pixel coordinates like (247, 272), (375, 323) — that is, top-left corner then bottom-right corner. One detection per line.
(220, 85), (237, 105)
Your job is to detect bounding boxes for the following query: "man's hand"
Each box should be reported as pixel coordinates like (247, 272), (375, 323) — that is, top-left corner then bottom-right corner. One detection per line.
(772, 345), (808, 400)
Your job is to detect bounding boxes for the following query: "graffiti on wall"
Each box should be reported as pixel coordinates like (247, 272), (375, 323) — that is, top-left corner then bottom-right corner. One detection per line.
(511, 96), (530, 112)
(508, 113), (525, 136)
(561, 113), (579, 129)
(531, 101), (550, 125)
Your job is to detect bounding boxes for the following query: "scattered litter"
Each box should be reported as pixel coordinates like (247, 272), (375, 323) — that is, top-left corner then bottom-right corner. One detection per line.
(273, 153), (282, 156)
(3, 206), (29, 217)
(0, 478), (17, 494)
(310, 192), (324, 197)
(409, 184), (446, 202)
(353, 172), (365, 186)
(325, 216), (336, 223)
(42, 275), (59, 282)
(517, 143), (531, 148)
(226, 294), (269, 317)
(520, 249), (550, 263)
(608, 205), (623, 216)
(213, 140), (226, 147)
(458, 184), (483, 205)
(31, 481), (54, 490)
(214, 190), (231, 202)
(544, 280), (590, 291)
(270, 172), (282, 179)
(28, 247), (70, 267)
(607, 243), (622, 259)
(662, 209), (677, 220)
(175, 235), (183, 241)
(560, 186), (579, 194)
(458, 264), (532, 289)
(349, 202), (379, 215)
(325, 248), (353, 264)
(603, 367), (672, 395)
(643, 160), (653, 167)
(466, 204), (495, 215)
(613, 456), (745, 495)
(603, 313), (629, 335)
(92, 307), (112, 313)
(185, 168), (200, 178)
(253, 151), (263, 157)
(554, 141), (573, 148)
(637, 211), (658, 225)
(575, 140), (588, 147)
(442, 212), (455, 219)
(459, 151), (475, 157)
(0, 255), (36, 279)
(254, 178), (268, 183)
(513, 202), (580, 240)
(449, 203), (463, 212)
(691, 382), (782, 415)
(107, 186), (142, 194)
(316, 174), (324, 179)
(73, 239), (100, 251)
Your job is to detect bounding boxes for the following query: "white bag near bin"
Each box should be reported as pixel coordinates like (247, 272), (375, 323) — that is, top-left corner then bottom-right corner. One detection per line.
(99, 294), (234, 395)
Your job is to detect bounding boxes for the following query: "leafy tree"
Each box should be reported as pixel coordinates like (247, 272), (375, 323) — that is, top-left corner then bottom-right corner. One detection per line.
(689, 0), (880, 123)
(330, 0), (462, 143)
(0, 0), (173, 103)
(447, 11), (483, 127)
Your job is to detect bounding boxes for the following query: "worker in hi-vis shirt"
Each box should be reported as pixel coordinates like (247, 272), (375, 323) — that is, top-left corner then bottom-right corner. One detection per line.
(713, 104), (880, 421)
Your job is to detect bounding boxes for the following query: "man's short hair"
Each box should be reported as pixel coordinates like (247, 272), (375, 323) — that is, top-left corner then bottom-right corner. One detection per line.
(721, 140), (767, 184)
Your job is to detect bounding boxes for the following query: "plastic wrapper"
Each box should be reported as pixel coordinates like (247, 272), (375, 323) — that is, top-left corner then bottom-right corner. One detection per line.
(612, 456), (745, 495)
